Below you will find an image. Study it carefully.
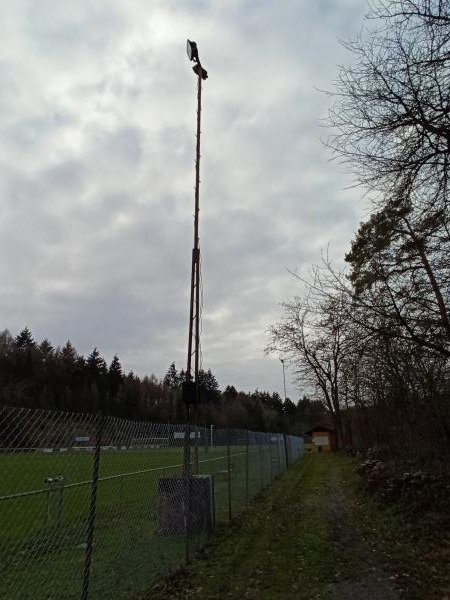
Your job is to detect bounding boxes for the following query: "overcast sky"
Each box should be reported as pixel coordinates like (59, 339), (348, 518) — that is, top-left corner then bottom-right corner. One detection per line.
(0, 0), (368, 401)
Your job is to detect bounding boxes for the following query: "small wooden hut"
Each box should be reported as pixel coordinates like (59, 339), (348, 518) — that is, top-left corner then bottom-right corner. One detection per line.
(304, 423), (336, 453)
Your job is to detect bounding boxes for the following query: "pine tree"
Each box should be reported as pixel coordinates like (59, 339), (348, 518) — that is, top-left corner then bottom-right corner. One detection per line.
(163, 362), (181, 389)
(12, 327), (37, 384)
(14, 327), (35, 349)
(109, 355), (123, 379)
(108, 355), (124, 398)
(0, 329), (14, 357)
(39, 339), (54, 362)
(223, 385), (238, 400)
(198, 369), (221, 404)
(86, 348), (107, 377)
(121, 371), (141, 418)
(61, 340), (77, 365)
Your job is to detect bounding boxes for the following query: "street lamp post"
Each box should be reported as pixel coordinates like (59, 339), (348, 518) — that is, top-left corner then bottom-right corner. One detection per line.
(280, 359), (289, 468)
(182, 40), (209, 477)
(280, 359), (287, 405)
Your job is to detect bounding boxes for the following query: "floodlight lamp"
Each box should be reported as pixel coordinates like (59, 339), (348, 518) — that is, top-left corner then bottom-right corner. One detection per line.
(192, 63), (208, 80)
(186, 39), (199, 62)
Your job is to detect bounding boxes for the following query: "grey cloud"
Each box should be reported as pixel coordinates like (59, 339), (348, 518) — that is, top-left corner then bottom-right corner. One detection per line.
(0, 0), (368, 401)
(89, 126), (145, 168)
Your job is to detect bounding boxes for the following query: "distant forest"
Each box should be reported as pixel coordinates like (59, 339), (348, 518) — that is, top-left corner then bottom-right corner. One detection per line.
(0, 327), (324, 434)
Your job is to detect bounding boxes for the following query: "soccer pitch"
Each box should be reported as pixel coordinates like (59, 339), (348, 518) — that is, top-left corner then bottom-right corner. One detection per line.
(0, 444), (276, 599)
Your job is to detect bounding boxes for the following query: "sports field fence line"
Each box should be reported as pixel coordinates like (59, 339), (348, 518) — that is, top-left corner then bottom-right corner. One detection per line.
(0, 405), (304, 599)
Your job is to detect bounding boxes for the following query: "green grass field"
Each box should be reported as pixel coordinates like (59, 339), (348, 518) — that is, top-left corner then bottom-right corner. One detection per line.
(0, 443), (282, 600)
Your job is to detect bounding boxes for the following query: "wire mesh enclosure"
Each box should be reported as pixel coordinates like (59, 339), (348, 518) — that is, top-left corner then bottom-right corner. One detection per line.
(0, 406), (304, 599)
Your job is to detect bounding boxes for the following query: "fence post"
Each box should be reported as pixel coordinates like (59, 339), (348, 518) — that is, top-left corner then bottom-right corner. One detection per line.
(277, 434), (282, 475)
(227, 431), (232, 521)
(81, 413), (104, 600)
(258, 439), (264, 489)
(283, 433), (289, 469)
(194, 424), (199, 474)
(43, 488), (50, 530)
(119, 475), (124, 513)
(245, 430), (249, 505)
(57, 483), (64, 536)
(268, 435), (273, 482)
(185, 472), (192, 564)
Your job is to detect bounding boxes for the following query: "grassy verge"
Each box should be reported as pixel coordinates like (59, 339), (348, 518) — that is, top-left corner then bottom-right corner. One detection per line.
(337, 459), (450, 599)
(143, 454), (450, 600)
(143, 455), (339, 600)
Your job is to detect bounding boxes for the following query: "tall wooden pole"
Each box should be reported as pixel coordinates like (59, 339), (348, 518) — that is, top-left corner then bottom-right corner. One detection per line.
(183, 63), (204, 476)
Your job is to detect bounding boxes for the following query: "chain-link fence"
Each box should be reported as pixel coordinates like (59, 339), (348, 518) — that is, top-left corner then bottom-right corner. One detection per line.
(0, 406), (304, 600)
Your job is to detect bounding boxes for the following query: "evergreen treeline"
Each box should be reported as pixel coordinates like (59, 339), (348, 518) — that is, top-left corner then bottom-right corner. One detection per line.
(0, 327), (324, 433)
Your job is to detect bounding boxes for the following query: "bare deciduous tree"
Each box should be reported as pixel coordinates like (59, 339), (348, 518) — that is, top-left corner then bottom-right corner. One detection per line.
(267, 270), (353, 447)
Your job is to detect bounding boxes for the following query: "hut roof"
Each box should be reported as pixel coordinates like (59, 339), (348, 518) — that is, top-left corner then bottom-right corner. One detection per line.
(304, 422), (335, 436)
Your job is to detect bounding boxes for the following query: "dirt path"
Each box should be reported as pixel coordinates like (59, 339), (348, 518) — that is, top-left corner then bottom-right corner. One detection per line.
(141, 454), (444, 600)
(323, 476), (398, 599)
